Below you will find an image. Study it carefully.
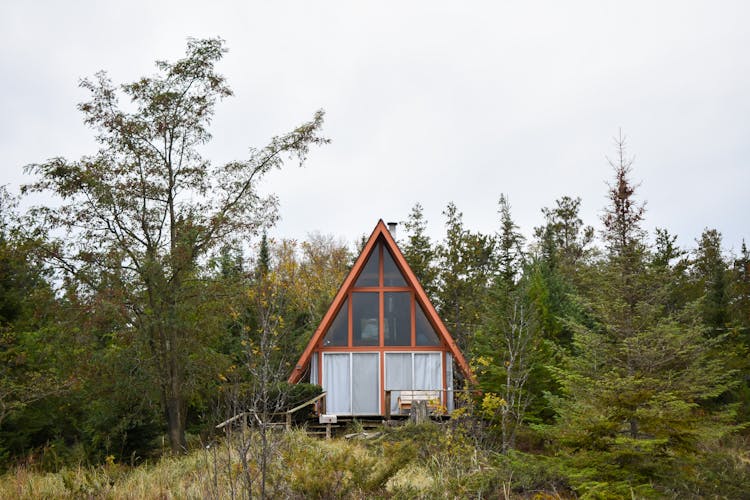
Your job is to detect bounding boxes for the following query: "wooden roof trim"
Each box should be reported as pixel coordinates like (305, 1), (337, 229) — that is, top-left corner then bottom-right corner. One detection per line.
(288, 221), (383, 383)
(288, 219), (475, 384)
(378, 222), (475, 383)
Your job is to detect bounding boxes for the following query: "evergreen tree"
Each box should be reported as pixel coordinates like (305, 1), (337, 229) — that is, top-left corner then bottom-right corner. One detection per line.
(535, 196), (594, 277)
(651, 227), (690, 316)
(730, 240), (750, 424)
(692, 228), (730, 336)
(529, 195), (594, 349)
(547, 134), (738, 496)
(0, 188), (74, 462)
(473, 198), (547, 450)
(495, 194), (525, 286)
(400, 203), (438, 298)
(733, 240), (750, 345)
(257, 232), (271, 279)
(436, 202), (495, 352)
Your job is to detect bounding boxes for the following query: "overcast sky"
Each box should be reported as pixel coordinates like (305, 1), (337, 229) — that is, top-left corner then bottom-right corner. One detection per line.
(1, 1), (748, 254)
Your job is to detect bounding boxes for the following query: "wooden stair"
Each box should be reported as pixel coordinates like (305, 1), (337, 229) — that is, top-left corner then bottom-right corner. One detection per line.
(302, 416), (389, 438)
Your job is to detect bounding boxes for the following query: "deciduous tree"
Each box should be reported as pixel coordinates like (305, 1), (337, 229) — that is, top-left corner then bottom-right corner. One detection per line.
(22, 39), (328, 453)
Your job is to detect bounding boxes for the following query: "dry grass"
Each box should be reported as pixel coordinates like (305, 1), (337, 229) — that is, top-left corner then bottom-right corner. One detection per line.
(0, 424), (553, 499)
(1, 443), (249, 499)
(3, 425), (745, 498)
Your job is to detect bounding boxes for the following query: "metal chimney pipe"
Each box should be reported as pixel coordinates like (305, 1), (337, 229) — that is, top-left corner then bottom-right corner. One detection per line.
(387, 222), (397, 236)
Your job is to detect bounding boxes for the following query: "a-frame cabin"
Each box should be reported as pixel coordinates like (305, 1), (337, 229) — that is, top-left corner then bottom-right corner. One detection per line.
(289, 220), (472, 417)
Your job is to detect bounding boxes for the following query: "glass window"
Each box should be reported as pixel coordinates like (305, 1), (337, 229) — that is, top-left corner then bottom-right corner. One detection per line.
(322, 298), (348, 346)
(416, 302), (441, 346)
(384, 292), (411, 346)
(383, 247), (407, 287)
(414, 353), (442, 391)
(385, 353), (413, 414)
(352, 353), (380, 414)
(323, 354), (350, 414)
(352, 292), (379, 346)
(354, 245), (379, 287)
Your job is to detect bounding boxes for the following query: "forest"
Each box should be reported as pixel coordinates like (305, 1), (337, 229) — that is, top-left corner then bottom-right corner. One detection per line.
(1, 39), (748, 499)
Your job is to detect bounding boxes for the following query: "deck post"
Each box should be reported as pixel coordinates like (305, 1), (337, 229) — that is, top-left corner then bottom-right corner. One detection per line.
(385, 390), (391, 420)
(410, 400), (429, 424)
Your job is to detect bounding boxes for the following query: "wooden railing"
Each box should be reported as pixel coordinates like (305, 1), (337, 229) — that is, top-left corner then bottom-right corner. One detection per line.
(284, 392), (327, 430)
(215, 392), (327, 431)
(384, 389), (477, 420)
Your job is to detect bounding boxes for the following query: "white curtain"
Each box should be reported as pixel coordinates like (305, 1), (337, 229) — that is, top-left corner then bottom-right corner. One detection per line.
(414, 353), (441, 391)
(323, 354), (350, 414)
(352, 353), (379, 414)
(310, 352), (318, 385)
(385, 353), (413, 414)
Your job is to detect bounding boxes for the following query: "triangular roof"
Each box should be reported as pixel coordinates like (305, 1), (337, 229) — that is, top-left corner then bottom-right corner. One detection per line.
(288, 219), (473, 383)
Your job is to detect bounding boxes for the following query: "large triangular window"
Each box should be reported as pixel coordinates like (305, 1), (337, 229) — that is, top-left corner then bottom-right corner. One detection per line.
(323, 298), (348, 346)
(320, 236), (443, 348)
(416, 302), (440, 346)
(354, 246), (379, 287)
(383, 247), (407, 287)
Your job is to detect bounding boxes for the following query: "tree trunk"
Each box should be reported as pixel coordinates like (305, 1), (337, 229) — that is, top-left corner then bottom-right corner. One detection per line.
(629, 418), (639, 439)
(165, 395), (187, 454)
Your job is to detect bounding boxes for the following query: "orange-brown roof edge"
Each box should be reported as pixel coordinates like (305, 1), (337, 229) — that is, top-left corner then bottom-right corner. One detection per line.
(288, 220), (475, 384)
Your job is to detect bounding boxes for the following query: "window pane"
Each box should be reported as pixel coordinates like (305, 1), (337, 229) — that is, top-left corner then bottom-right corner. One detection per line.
(354, 244), (379, 287)
(352, 353), (379, 414)
(383, 247), (406, 287)
(385, 353), (412, 414)
(352, 292), (379, 346)
(414, 353), (442, 391)
(310, 352), (319, 385)
(322, 298), (348, 346)
(323, 354), (351, 414)
(416, 303), (441, 346)
(384, 292), (411, 346)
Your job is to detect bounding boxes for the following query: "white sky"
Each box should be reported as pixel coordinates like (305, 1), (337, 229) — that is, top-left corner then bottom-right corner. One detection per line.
(1, 1), (748, 254)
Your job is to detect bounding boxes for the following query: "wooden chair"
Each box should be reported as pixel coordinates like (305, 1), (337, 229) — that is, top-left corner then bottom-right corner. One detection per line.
(397, 390), (441, 413)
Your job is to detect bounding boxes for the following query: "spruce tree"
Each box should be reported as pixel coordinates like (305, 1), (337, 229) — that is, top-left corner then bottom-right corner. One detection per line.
(547, 134), (738, 495)
(400, 203), (438, 298)
(530, 195), (596, 349)
(692, 228), (730, 336)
